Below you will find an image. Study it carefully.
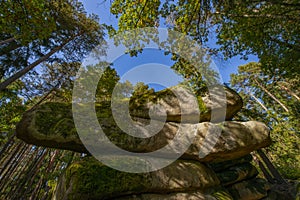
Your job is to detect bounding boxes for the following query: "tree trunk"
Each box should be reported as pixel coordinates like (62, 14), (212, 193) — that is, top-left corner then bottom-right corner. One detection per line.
(279, 83), (300, 101)
(257, 149), (286, 184)
(0, 141), (23, 177)
(3, 145), (34, 196)
(254, 78), (289, 112)
(258, 160), (275, 183)
(12, 148), (47, 199)
(0, 132), (16, 158)
(0, 142), (28, 193)
(249, 92), (268, 111)
(244, 86), (268, 111)
(0, 37), (15, 45)
(0, 34), (79, 91)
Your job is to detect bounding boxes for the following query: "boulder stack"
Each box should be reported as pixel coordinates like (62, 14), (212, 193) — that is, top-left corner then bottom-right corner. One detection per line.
(16, 86), (274, 199)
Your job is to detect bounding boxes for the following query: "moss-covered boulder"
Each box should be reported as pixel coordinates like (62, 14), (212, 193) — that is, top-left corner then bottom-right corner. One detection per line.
(54, 157), (220, 200)
(15, 86), (272, 200)
(129, 85), (243, 123)
(16, 102), (86, 153)
(54, 155), (271, 200)
(16, 102), (271, 162)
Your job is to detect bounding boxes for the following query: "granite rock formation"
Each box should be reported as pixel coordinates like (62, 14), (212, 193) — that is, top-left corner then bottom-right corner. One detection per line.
(16, 85), (275, 199)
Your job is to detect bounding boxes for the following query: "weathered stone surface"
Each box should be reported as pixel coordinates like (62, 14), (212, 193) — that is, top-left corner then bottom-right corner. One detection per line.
(216, 162), (258, 186)
(184, 121), (271, 162)
(54, 157), (220, 200)
(16, 102), (271, 162)
(113, 189), (233, 200)
(16, 87), (271, 200)
(16, 102), (86, 153)
(209, 154), (253, 172)
(261, 181), (299, 200)
(227, 178), (270, 200)
(129, 85), (243, 123)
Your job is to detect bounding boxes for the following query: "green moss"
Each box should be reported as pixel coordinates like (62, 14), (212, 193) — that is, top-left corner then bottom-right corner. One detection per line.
(34, 102), (76, 138)
(129, 85), (208, 114)
(211, 190), (233, 200)
(197, 95), (207, 113)
(65, 157), (151, 199)
(31, 87), (209, 145)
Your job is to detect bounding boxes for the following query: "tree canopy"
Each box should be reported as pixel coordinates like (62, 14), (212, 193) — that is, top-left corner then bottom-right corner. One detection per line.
(110, 0), (300, 79)
(0, 0), (105, 91)
(0, 0), (299, 198)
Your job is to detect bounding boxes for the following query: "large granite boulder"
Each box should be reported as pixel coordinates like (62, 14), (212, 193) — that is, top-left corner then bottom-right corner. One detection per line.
(128, 85), (243, 123)
(16, 102), (271, 162)
(54, 157), (220, 200)
(16, 85), (273, 200)
(54, 154), (271, 200)
(186, 121), (271, 162)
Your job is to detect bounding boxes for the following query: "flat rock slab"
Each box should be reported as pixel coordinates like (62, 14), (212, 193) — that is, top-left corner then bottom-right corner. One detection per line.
(186, 121), (271, 162)
(16, 102), (271, 162)
(128, 85), (243, 123)
(54, 157), (220, 200)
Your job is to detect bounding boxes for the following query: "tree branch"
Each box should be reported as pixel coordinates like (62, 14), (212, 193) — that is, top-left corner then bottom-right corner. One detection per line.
(0, 37), (15, 45)
(0, 34), (82, 91)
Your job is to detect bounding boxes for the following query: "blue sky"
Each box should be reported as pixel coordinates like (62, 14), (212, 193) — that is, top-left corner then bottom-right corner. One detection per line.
(80, 0), (258, 87)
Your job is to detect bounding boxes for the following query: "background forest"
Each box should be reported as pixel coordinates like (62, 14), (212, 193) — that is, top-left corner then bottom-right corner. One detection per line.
(0, 0), (299, 199)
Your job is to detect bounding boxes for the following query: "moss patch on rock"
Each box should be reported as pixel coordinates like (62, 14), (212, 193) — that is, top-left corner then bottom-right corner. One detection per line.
(55, 157), (220, 200)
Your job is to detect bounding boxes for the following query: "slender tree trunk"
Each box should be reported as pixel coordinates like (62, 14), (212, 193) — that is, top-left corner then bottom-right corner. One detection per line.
(0, 34), (79, 91)
(279, 84), (300, 101)
(29, 176), (44, 200)
(28, 82), (60, 112)
(258, 160), (275, 183)
(12, 148), (47, 199)
(249, 92), (268, 111)
(24, 149), (49, 195)
(244, 86), (268, 111)
(0, 132), (16, 158)
(0, 37), (15, 45)
(254, 78), (289, 112)
(0, 42), (21, 57)
(30, 149), (59, 200)
(0, 141), (23, 177)
(4, 145), (34, 195)
(257, 149), (286, 184)
(0, 142), (28, 193)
